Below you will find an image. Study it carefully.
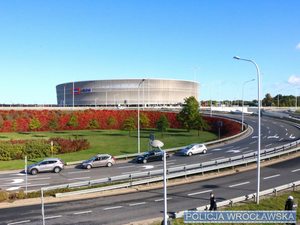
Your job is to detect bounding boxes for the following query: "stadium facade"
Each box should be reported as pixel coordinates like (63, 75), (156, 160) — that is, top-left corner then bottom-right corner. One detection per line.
(56, 79), (199, 106)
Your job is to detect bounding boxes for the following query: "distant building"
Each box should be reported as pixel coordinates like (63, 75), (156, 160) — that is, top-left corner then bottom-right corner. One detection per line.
(56, 79), (199, 106)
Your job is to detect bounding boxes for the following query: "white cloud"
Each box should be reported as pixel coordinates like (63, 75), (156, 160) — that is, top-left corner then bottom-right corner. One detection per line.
(296, 43), (300, 50)
(288, 75), (300, 85)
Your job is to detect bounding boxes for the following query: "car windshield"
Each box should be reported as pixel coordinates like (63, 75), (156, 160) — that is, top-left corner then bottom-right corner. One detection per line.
(186, 144), (195, 149)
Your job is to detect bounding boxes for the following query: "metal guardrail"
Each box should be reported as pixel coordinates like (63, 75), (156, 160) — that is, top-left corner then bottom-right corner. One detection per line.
(174, 180), (300, 218)
(47, 138), (300, 196)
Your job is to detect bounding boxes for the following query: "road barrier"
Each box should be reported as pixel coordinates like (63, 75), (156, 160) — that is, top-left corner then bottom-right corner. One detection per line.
(49, 138), (300, 197)
(174, 180), (300, 218)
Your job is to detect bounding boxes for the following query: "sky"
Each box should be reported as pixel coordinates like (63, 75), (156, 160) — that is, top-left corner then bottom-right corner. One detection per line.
(0, 0), (299, 104)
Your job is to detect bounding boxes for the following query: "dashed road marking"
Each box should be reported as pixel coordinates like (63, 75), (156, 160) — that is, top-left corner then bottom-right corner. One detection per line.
(45, 215), (62, 220)
(129, 202), (146, 206)
(103, 206), (123, 210)
(155, 197), (172, 202)
(188, 189), (212, 196)
(291, 168), (300, 173)
(229, 181), (250, 188)
(7, 220), (31, 225)
(263, 174), (280, 180)
(73, 210), (92, 215)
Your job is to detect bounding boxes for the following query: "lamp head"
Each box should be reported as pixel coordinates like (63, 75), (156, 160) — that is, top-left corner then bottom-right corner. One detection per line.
(233, 56), (240, 60)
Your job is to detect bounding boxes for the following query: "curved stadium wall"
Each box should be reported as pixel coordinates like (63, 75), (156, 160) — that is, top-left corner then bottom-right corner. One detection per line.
(56, 79), (199, 106)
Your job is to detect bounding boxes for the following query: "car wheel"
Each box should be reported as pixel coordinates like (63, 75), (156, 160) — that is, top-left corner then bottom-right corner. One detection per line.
(143, 159), (147, 164)
(31, 169), (38, 175)
(203, 149), (207, 154)
(107, 162), (112, 167)
(86, 164), (92, 169)
(53, 167), (61, 173)
(188, 152), (193, 156)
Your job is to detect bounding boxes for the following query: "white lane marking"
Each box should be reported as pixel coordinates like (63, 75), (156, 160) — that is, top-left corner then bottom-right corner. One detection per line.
(268, 130), (271, 134)
(103, 206), (123, 210)
(226, 150), (240, 153)
(67, 171), (90, 174)
(263, 174), (280, 180)
(279, 138), (284, 141)
(267, 127), (270, 130)
(285, 128), (288, 131)
(14, 173), (26, 176)
(73, 210), (92, 215)
(7, 220), (31, 225)
(265, 144), (272, 148)
(252, 136), (258, 139)
(268, 135), (279, 139)
(166, 162), (175, 165)
(6, 187), (21, 191)
(211, 148), (223, 151)
(188, 189), (212, 196)
(249, 141), (256, 145)
(286, 133), (288, 136)
(28, 177), (51, 181)
(68, 177), (91, 181)
(229, 181), (250, 188)
(129, 202), (146, 206)
(141, 165), (154, 170)
(117, 165), (136, 169)
(291, 168), (300, 173)
(155, 197), (172, 202)
(11, 179), (24, 184)
(289, 134), (295, 139)
(45, 215), (62, 220)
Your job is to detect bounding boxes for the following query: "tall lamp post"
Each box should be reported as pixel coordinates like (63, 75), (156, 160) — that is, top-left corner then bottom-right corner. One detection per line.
(233, 56), (261, 204)
(138, 79), (145, 154)
(150, 140), (168, 225)
(241, 78), (255, 131)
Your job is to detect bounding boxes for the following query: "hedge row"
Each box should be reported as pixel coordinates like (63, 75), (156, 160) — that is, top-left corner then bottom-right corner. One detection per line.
(0, 138), (90, 161)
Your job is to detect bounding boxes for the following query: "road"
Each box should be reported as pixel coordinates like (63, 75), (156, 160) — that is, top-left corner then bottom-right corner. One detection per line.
(0, 115), (299, 191)
(1, 155), (300, 225)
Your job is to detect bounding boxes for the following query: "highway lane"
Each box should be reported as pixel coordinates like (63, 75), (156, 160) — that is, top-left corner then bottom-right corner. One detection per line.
(0, 115), (299, 191)
(1, 156), (300, 225)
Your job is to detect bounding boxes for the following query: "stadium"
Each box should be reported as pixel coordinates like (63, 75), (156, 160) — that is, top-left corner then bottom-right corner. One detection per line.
(56, 79), (199, 107)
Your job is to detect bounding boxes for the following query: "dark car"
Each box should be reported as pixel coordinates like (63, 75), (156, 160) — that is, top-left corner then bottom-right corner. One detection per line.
(136, 149), (169, 163)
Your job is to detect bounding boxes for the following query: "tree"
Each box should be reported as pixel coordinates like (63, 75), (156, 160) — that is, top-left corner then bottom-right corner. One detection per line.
(87, 119), (99, 129)
(140, 113), (150, 128)
(262, 93), (273, 106)
(156, 114), (170, 136)
(122, 117), (136, 136)
(107, 116), (116, 128)
(194, 114), (210, 136)
(29, 118), (41, 131)
(67, 114), (78, 128)
(177, 96), (201, 131)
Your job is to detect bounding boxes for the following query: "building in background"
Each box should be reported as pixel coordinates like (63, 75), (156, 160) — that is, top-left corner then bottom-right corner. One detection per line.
(56, 79), (199, 107)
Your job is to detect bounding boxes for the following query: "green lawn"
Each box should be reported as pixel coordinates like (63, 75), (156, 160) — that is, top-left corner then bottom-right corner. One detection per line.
(0, 129), (217, 170)
(152, 191), (300, 225)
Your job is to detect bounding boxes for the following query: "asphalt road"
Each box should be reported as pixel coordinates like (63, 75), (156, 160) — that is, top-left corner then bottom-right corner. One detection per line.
(0, 115), (299, 192)
(1, 156), (300, 225)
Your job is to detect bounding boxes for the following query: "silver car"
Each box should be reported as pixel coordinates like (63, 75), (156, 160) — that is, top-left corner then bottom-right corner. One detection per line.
(178, 144), (207, 156)
(81, 154), (116, 169)
(27, 158), (64, 175)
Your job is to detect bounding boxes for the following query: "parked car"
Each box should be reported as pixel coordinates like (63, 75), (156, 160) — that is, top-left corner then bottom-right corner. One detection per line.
(136, 149), (169, 163)
(81, 154), (116, 169)
(178, 144), (207, 156)
(27, 158), (65, 175)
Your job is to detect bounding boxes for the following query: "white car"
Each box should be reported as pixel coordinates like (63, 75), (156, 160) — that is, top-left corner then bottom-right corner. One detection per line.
(179, 144), (207, 156)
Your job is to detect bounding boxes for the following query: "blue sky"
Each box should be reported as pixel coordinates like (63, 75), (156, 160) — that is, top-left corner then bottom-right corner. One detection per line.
(0, 0), (299, 104)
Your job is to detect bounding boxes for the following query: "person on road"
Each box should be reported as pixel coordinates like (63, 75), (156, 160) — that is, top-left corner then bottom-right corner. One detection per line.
(209, 192), (217, 211)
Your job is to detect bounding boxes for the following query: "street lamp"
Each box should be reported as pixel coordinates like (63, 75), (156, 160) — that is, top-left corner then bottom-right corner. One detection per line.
(241, 78), (255, 131)
(233, 56), (261, 204)
(138, 79), (145, 154)
(150, 140), (168, 225)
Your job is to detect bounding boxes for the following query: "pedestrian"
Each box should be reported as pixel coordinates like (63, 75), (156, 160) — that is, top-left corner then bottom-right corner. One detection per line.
(209, 192), (217, 211)
(285, 196), (296, 225)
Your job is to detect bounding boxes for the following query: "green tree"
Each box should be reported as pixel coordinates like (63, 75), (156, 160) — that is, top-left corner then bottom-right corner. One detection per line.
(194, 114), (210, 136)
(48, 118), (58, 130)
(140, 113), (150, 128)
(156, 114), (170, 136)
(262, 93), (273, 106)
(122, 117), (136, 136)
(29, 118), (41, 131)
(87, 119), (99, 129)
(107, 116), (116, 127)
(177, 96), (200, 131)
(67, 114), (78, 128)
